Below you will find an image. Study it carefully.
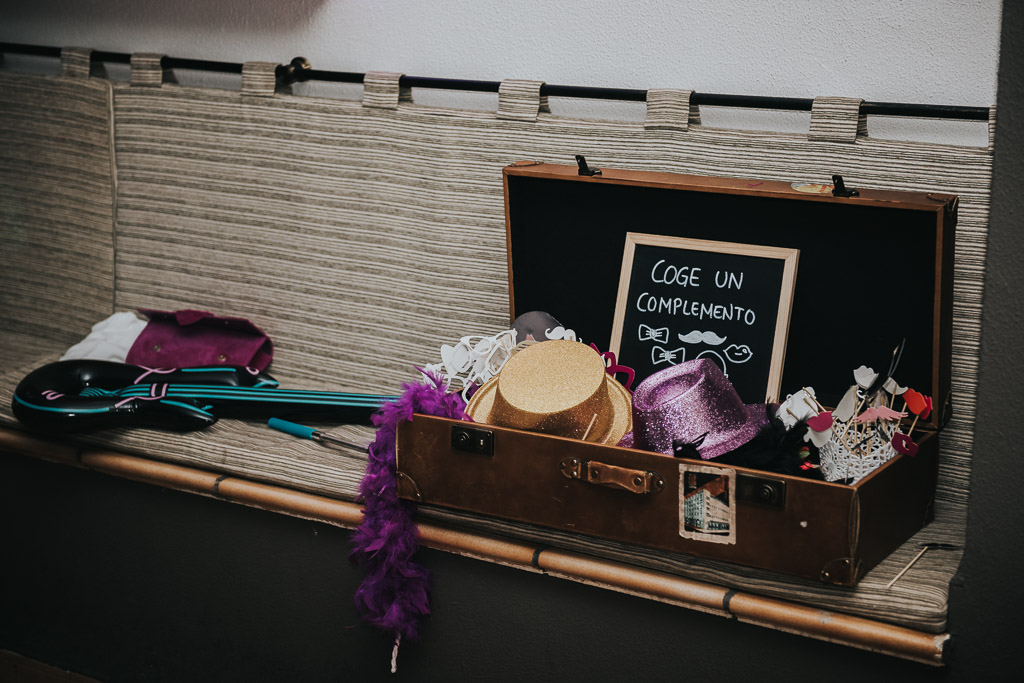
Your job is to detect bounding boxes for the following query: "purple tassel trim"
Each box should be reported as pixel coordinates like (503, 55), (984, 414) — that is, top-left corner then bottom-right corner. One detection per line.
(350, 370), (468, 642)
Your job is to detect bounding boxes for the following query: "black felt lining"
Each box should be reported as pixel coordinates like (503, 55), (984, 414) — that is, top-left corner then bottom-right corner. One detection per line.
(507, 175), (938, 408)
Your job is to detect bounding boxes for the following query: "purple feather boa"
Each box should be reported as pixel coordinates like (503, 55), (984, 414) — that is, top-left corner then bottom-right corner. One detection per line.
(350, 370), (468, 642)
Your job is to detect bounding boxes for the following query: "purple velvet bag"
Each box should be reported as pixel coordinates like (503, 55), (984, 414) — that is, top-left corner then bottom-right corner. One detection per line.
(126, 309), (273, 371)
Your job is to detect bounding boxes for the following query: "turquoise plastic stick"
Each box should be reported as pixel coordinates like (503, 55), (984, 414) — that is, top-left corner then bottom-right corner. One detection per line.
(268, 417), (317, 440)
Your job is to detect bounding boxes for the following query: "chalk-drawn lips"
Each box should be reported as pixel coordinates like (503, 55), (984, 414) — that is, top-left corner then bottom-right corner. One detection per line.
(722, 344), (752, 364)
(892, 432), (919, 456)
(806, 411), (834, 432)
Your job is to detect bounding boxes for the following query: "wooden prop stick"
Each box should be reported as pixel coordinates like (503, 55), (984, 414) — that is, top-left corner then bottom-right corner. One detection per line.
(906, 414), (921, 438)
(886, 543), (960, 589)
(886, 546), (929, 589)
(800, 388), (827, 413)
(836, 396), (867, 442)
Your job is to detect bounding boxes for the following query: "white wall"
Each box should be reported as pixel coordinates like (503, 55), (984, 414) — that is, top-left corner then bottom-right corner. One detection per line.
(1, 1), (1003, 145)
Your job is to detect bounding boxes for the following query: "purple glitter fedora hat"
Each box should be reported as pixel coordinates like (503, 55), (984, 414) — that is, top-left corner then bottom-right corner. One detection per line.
(625, 358), (766, 459)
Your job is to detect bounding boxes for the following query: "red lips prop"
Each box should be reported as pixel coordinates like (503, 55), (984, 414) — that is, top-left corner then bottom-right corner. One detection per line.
(903, 388), (927, 416)
(806, 411), (834, 432)
(892, 432), (919, 457)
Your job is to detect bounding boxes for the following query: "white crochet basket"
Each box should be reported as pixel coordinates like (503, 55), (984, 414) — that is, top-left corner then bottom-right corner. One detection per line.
(819, 422), (897, 484)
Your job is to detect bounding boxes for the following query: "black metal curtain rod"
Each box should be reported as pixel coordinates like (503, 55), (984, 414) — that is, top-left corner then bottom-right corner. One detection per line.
(0, 42), (990, 121)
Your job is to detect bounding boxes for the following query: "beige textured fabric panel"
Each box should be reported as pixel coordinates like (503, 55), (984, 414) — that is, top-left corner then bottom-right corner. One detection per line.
(112, 86), (514, 394)
(60, 47), (93, 79)
(497, 79), (550, 121)
(0, 71), (116, 347)
(808, 96), (868, 142)
(0, 334), (72, 372)
(362, 71), (412, 109)
(645, 89), (701, 130)
(989, 105), (997, 150)
(241, 62), (278, 97)
(130, 53), (174, 87)
(98, 83), (992, 633)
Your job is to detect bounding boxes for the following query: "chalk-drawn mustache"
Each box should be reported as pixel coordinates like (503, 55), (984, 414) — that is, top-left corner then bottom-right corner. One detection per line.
(678, 330), (728, 346)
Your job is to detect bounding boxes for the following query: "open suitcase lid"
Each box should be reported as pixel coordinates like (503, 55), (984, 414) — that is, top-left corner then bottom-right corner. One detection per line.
(503, 161), (956, 430)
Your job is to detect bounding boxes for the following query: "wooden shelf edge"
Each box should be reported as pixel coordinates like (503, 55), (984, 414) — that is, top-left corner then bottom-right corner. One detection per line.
(0, 427), (948, 666)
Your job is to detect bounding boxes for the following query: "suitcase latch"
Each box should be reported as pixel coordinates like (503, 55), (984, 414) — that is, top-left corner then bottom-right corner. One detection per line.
(736, 474), (786, 508)
(560, 458), (665, 495)
(451, 425), (494, 457)
(575, 154), (602, 176)
(831, 174), (859, 198)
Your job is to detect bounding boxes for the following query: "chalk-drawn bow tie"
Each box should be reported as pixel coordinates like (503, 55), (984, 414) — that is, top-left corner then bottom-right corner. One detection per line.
(638, 324), (670, 344)
(651, 345), (685, 366)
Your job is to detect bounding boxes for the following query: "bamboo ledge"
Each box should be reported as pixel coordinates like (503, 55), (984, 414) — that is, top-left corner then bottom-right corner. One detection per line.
(0, 426), (949, 666)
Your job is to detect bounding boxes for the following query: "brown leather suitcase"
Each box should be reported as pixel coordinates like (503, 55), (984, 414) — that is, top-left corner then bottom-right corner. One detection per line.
(396, 161), (955, 586)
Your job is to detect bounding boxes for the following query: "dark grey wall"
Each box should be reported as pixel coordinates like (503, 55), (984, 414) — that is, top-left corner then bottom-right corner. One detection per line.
(0, 453), (953, 682)
(3, 6), (1022, 681)
(945, 0), (1024, 675)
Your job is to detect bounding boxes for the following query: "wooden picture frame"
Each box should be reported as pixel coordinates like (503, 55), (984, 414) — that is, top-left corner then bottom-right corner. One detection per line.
(610, 233), (799, 403)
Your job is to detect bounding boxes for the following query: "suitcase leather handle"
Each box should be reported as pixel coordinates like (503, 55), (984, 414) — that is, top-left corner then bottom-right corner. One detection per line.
(560, 458), (665, 494)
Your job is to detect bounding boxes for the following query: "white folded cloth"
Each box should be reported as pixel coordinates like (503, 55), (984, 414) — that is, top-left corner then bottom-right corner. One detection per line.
(61, 311), (148, 363)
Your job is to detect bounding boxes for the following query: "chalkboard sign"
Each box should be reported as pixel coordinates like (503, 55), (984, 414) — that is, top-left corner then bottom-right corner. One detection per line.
(610, 234), (799, 403)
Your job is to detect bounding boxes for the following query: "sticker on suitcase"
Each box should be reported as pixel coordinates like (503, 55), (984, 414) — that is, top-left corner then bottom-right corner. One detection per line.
(679, 463), (737, 545)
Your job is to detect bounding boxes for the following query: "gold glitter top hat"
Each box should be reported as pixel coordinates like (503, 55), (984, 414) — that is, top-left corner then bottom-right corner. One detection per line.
(465, 340), (632, 444)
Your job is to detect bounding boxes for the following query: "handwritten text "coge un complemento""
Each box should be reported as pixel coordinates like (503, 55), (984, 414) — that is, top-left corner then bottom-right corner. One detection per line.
(635, 260), (755, 325)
